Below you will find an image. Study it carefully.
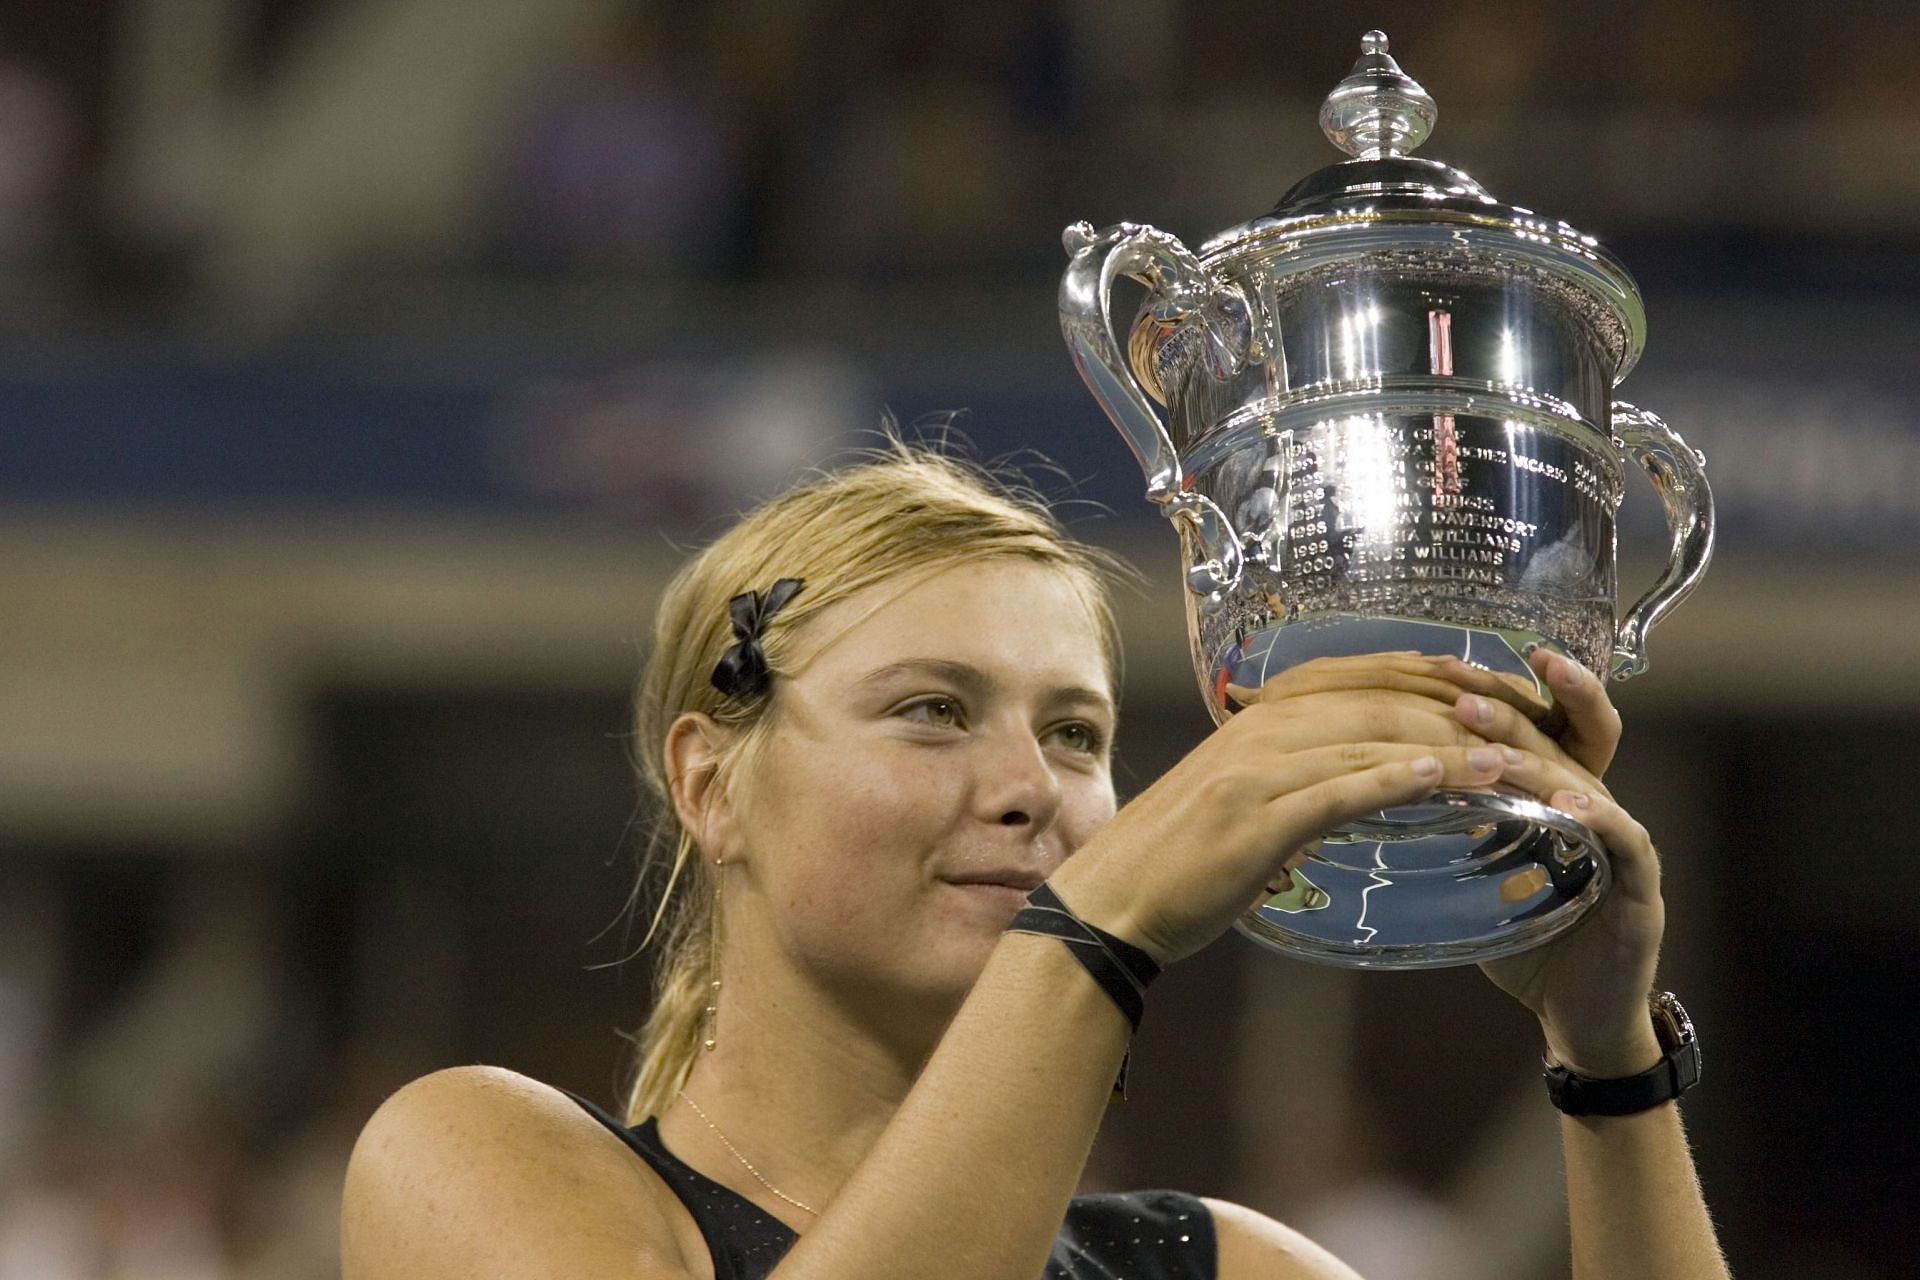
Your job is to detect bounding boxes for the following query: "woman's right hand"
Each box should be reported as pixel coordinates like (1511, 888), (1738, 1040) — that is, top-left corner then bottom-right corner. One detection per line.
(1046, 652), (1542, 966)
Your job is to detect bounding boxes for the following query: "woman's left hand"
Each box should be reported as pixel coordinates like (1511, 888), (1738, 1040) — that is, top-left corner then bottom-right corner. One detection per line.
(1452, 650), (1667, 1078)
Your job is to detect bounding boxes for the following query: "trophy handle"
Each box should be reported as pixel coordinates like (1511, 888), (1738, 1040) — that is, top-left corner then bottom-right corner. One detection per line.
(1060, 220), (1249, 595)
(1610, 402), (1715, 680)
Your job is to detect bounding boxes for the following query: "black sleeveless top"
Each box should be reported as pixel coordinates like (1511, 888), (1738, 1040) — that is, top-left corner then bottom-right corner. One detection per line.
(565, 1092), (1217, 1280)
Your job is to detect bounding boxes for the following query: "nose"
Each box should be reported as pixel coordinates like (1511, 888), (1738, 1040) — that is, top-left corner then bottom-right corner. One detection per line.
(973, 724), (1064, 832)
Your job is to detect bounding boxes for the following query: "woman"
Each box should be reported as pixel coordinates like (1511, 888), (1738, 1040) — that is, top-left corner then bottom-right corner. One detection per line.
(341, 441), (1729, 1279)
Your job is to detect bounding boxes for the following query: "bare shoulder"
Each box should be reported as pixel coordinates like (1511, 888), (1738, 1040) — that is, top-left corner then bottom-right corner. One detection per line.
(1203, 1198), (1367, 1280)
(341, 1065), (696, 1280)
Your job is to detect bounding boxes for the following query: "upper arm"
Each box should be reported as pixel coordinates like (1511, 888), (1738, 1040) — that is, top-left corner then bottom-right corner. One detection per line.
(341, 1065), (696, 1280)
(1204, 1198), (1368, 1280)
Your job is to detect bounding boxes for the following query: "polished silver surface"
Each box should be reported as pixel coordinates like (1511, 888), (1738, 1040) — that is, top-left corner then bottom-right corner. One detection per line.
(1318, 30), (1436, 161)
(1241, 789), (1609, 969)
(1058, 31), (1716, 969)
(1610, 403), (1714, 677)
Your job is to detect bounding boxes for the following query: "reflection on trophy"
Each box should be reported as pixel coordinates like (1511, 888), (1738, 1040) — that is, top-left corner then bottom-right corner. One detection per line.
(1060, 32), (1714, 969)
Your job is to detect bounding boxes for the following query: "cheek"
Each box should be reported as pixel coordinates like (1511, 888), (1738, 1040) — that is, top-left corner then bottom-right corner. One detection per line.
(1063, 776), (1119, 847)
(751, 739), (964, 908)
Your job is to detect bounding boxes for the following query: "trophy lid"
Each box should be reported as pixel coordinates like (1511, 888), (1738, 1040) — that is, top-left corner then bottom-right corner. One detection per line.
(1195, 30), (1647, 379)
(1319, 29), (1438, 162)
(1277, 30), (1492, 211)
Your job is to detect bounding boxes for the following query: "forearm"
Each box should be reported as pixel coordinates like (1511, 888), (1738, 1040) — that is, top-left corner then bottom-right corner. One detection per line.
(769, 931), (1130, 1280)
(1562, 1102), (1729, 1280)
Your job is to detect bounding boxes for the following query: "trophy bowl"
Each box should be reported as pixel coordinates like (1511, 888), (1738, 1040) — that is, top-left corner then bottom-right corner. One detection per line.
(1060, 32), (1714, 968)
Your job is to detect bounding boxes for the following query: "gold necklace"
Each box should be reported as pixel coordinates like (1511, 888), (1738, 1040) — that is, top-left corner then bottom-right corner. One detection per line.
(676, 1089), (821, 1218)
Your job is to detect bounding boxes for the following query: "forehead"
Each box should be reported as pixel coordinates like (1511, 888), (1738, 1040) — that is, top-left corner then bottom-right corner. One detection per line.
(795, 559), (1111, 693)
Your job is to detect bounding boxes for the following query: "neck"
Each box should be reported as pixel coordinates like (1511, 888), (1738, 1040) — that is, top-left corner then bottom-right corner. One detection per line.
(658, 942), (956, 1228)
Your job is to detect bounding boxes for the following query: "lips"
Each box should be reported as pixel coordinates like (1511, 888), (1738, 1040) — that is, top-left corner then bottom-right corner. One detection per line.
(941, 869), (1047, 893)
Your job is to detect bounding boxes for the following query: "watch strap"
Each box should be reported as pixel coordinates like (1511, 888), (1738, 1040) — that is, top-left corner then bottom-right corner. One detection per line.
(1543, 992), (1701, 1117)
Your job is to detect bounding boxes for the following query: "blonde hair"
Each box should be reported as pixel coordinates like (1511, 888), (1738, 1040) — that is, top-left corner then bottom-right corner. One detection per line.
(622, 434), (1134, 1122)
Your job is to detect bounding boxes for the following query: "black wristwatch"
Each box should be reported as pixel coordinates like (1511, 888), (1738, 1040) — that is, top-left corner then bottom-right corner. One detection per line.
(1543, 992), (1700, 1117)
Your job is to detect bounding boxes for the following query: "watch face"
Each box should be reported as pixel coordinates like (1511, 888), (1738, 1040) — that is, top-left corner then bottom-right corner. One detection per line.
(1650, 991), (1694, 1050)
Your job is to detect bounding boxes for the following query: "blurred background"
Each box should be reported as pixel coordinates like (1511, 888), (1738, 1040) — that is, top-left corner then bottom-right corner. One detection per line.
(1, 1), (1915, 1277)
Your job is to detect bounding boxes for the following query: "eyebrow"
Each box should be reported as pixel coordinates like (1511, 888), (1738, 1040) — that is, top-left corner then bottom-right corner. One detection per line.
(851, 658), (1115, 715)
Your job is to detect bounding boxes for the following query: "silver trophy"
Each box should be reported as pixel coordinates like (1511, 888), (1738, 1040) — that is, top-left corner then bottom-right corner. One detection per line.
(1060, 32), (1713, 968)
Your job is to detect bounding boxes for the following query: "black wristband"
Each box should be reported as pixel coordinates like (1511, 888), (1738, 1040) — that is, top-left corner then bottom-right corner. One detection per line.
(1007, 883), (1160, 1023)
(1008, 904), (1147, 1029)
(1005, 883), (1162, 1100)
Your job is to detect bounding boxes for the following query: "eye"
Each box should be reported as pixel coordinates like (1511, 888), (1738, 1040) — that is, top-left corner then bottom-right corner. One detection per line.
(1052, 721), (1109, 755)
(900, 696), (964, 729)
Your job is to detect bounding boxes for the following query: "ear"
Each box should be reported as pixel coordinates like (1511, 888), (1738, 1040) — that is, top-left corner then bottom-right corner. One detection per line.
(664, 711), (736, 864)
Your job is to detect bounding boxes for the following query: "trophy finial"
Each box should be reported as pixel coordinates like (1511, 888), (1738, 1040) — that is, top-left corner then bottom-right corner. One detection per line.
(1319, 30), (1437, 160)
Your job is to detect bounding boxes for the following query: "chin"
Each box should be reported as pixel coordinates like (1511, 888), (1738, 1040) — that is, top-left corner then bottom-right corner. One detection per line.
(908, 923), (1005, 1011)
(825, 894), (1022, 1035)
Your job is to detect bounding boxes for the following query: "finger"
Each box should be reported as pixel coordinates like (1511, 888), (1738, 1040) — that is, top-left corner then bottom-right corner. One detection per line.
(1545, 787), (1661, 908)
(1269, 753), (1451, 837)
(1529, 650), (1622, 775)
(1226, 664), (1537, 714)
(1482, 745), (1605, 809)
(1243, 652), (1496, 703)
(1453, 692), (1610, 796)
(1258, 744), (1508, 836)
(1230, 669), (1471, 710)
(1433, 656), (1554, 721)
(1250, 741), (1510, 798)
(1259, 688), (1491, 752)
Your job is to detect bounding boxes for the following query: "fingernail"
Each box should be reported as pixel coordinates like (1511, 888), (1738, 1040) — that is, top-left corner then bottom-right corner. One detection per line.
(1466, 746), (1501, 771)
(1464, 694), (1494, 726)
(1563, 791), (1592, 809)
(1500, 746), (1524, 765)
(1411, 755), (1442, 778)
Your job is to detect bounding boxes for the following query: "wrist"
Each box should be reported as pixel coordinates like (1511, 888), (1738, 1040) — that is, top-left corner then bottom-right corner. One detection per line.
(1041, 861), (1162, 963)
(1004, 881), (1162, 1101)
(1542, 992), (1701, 1116)
(1543, 1021), (1663, 1080)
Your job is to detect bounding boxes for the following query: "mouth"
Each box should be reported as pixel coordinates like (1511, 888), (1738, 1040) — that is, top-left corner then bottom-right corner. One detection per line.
(941, 870), (1047, 894)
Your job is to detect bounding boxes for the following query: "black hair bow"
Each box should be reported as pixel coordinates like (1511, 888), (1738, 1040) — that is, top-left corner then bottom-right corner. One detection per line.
(709, 577), (805, 700)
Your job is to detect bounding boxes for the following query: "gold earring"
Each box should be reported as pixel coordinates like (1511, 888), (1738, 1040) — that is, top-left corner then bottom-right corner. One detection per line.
(703, 858), (723, 1052)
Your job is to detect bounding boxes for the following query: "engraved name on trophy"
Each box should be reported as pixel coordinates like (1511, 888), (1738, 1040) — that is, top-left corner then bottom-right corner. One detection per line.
(1060, 32), (1714, 968)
